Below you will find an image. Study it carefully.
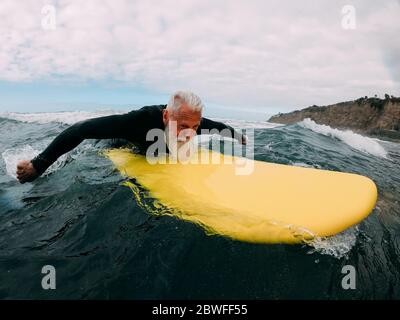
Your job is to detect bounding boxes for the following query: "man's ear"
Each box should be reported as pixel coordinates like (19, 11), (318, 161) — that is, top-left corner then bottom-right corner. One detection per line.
(162, 109), (168, 126)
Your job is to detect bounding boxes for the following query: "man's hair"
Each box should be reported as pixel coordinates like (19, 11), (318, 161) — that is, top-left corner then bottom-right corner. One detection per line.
(167, 91), (204, 113)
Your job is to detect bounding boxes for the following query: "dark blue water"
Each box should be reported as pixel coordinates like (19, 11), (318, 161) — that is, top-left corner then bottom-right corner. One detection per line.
(0, 113), (399, 299)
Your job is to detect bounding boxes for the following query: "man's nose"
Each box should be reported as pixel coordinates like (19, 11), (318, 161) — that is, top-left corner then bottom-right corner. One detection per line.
(177, 131), (195, 142)
(179, 134), (192, 142)
(186, 130), (197, 140)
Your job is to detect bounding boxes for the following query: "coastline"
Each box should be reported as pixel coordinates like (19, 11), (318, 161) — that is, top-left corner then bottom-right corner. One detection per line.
(268, 96), (400, 142)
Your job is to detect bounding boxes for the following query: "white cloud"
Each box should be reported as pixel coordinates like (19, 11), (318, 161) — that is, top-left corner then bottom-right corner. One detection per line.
(0, 0), (399, 109)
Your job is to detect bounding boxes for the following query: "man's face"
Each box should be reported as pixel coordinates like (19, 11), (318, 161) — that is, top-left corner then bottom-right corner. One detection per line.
(163, 103), (202, 141)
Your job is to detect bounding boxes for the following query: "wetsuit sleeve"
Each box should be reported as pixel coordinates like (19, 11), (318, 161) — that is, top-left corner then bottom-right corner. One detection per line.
(31, 113), (134, 176)
(198, 117), (243, 141)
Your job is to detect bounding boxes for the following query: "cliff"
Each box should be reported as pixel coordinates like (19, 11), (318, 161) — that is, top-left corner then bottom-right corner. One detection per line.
(268, 96), (400, 140)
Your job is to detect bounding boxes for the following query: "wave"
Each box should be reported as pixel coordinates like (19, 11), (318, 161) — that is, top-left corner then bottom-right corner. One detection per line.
(299, 118), (388, 158)
(0, 110), (124, 125)
(2, 143), (94, 180)
(213, 117), (283, 129)
(0, 111), (281, 130)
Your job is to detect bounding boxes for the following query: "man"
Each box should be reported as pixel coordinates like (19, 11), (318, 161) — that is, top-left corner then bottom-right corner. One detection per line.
(16, 91), (246, 183)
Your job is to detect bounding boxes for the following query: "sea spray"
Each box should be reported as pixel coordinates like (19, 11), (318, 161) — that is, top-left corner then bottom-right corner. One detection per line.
(299, 118), (388, 158)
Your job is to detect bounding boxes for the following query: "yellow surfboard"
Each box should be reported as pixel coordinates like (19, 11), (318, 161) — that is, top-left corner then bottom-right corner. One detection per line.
(104, 148), (377, 244)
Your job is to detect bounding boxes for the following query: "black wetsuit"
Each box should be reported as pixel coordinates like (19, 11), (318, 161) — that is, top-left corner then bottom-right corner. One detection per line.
(31, 104), (241, 176)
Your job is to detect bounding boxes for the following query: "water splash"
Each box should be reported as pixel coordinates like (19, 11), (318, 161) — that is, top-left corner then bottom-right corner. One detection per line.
(2, 145), (40, 178)
(305, 226), (359, 259)
(291, 162), (322, 169)
(299, 118), (388, 158)
(2, 143), (94, 179)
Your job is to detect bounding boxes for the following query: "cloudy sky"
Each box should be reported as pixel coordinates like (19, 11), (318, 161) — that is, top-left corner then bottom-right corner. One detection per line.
(0, 0), (399, 119)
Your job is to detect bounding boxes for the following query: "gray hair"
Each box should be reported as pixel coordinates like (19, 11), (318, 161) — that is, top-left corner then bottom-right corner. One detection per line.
(167, 91), (204, 113)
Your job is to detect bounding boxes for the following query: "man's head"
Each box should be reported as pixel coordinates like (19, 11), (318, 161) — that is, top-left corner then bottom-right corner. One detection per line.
(163, 91), (203, 142)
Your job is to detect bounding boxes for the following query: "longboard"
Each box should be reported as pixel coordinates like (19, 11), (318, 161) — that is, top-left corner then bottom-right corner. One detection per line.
(104, 148), (377, 244)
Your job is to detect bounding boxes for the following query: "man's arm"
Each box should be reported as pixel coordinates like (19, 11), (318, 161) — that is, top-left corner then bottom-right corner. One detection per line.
(17, 113), (134, 183)
(198, 117), (247, 144)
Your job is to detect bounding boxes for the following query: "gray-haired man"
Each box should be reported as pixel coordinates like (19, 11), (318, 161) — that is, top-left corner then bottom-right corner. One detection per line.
(16, 91), (246, 183)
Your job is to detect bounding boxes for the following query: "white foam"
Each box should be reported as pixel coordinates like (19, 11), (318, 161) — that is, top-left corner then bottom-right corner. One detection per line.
(1, 143), (94, 180)
(306, 227), (358, 259)
(2, 145), (40, 179)
(291, 162), (322, 169)
(213, 117), (283, 129)
(299, 118), (388, 158)
(263, 142), (274, 151)
(0, 111), (282, 130)
(0, 110), (124, 125)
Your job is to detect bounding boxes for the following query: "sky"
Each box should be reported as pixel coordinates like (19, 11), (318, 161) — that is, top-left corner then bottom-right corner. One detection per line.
(0, 0), (399, 119)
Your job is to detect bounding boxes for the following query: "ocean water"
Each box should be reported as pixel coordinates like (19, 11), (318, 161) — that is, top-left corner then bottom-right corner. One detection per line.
(0, 111), (399, 299)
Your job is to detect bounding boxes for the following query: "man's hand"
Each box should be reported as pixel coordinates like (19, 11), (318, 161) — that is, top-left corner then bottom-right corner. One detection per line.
(16, 160), (39, 183)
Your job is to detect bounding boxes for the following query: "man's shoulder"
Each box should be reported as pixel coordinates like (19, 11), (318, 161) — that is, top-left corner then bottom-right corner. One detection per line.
(125, 104), (166, 129)
(129, 104), (167, 116)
